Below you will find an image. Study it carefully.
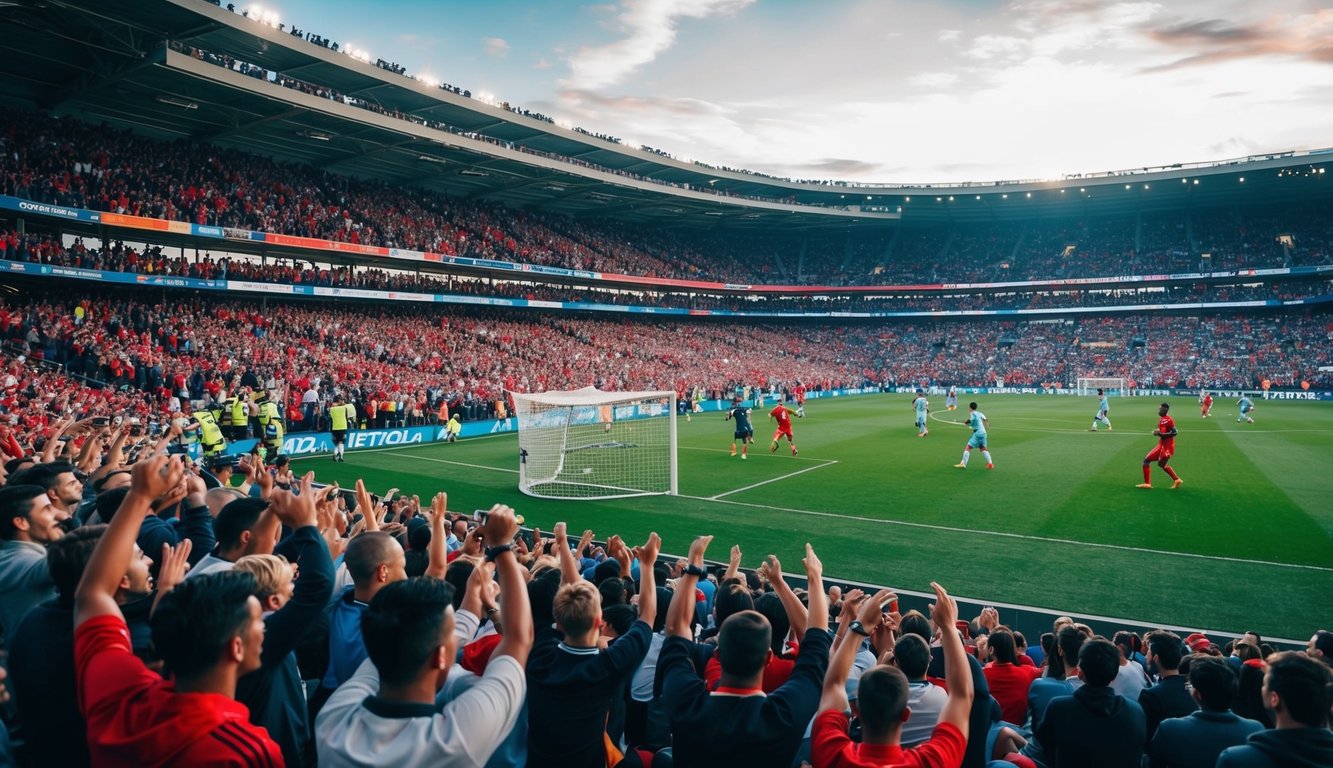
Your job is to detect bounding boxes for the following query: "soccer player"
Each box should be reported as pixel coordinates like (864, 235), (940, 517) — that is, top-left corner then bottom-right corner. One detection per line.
(794, 382), (806, 418)
(1137, 402), (1182, 489)
(946, 385), (958, 411)
(769, 402), (798, 456)
(1200, 390), (1213, 418)
(725, 397), (754, 459)
(912, 389), (930, 437)
(954, 402), (993, 469)
(1089, 388), (1113, 432)
(1236, 395), (1254, 423)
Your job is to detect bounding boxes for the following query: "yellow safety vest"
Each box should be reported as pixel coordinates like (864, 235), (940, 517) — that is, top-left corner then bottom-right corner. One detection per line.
(330, 404), (349, 431)
(230, 397), (247, 424)
(194, 411), (224, 449)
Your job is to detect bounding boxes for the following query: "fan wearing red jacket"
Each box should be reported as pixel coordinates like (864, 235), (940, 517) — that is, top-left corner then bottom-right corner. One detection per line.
(1138, 402), (1183, 490)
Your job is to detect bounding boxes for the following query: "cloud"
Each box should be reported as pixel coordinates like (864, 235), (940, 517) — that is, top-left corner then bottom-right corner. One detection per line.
(937, 29), (962, 43)
(909, 72), (961, 89)
(557, 89), (727, 118)
(563, 0), (756, 90)
(484, 37), (510, 58)
(786, 158), (886, 176)
(534, 58), (553, 70)
(1141, 10), (1333, 72)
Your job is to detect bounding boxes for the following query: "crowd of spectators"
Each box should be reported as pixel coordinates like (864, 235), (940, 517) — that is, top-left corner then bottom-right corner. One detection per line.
(0, 280), (1327, 457)
(4, 110), (1331, 291)
(6, 229), (1329, 317)
(0, 419), (1328, 767)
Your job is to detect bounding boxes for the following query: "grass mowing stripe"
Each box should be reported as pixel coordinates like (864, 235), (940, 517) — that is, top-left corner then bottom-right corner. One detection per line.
(678, 494), (1333, 572)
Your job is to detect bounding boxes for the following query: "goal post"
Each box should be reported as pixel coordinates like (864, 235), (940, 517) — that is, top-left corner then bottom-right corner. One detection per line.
(508, 387), (678, 500)
(1076, 377), (1127, 396)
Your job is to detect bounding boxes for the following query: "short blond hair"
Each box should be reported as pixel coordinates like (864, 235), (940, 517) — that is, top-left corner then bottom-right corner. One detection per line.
(233, 554), (290, 601)
(553, 580), (600, 636)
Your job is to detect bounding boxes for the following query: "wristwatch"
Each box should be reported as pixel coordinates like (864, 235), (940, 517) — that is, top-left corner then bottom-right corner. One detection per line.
(682, 564), (707, 577)
(848, 620), (871, 637)
(484, 544), (513, 562)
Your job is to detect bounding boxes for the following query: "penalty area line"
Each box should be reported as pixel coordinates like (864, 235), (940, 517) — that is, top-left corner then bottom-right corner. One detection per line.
(708, 460), (839, 501)
(378, 450), (522, 474)
(675, 494), (1333, 574)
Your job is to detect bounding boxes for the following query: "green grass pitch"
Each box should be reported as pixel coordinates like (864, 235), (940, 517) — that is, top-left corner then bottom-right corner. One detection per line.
(293, 393), (1333, 641)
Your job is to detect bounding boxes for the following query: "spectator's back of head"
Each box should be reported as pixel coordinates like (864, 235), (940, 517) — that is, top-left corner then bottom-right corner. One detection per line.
(150, 571), (262, 681)
(990, 628), (1018, 664)
(1078, 638), (1121, 687)
(893, 632), (931, 680)
(214, 497), (269, 551)
(899, 610), (932, 642)
(598, 577), (627, 608)
(717, 610), (771, 679)
(46, 524), (106, 598)
(753, 592), (789, 655)
(602, 603), (637, 637)
(344, 531), (405, 588)
(3, 457), (34, 477)
(1188, 656), (1237, 711)
(1050, 624), (1086, 678)
(361, 577), (456, 688)
(553, 580), (601, 638)
(1265, 651), (1333, 728)
(713, 581), (754, 627)
(857, 665), (910, 738)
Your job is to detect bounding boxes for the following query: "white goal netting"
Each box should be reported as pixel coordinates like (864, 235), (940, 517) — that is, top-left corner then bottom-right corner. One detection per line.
(1076, 377), (1127, 396)
(509, 387), (677, 500)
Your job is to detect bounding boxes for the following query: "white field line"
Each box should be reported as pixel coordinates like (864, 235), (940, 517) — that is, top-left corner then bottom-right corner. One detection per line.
(676, 493), (1333, 574)
(709, 460), (839, 501)
(926, 410), (1327, 435)
(374, 450), (520, 474)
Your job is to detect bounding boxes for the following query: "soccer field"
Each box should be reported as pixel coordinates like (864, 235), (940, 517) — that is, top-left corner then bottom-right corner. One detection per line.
(293, 393), (1333, 641)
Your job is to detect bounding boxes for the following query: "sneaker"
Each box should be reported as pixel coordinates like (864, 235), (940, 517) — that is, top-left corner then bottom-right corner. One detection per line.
(1136, 483), (1152, 489)
(1171, 478), (1183, 489)
(791, 448), (798, 456)
(770, 443), (777, 453)
(954, 463), (967, 469)
(1107, 427), (1112, 432)
(741, 454), (747, 460)
(730, 451), (736, 457)
(986, 463), (994, 470)
(1088, 428), (1098, 432)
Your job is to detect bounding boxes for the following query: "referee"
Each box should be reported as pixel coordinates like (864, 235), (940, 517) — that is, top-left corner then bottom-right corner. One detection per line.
(329, 395), (355, 462)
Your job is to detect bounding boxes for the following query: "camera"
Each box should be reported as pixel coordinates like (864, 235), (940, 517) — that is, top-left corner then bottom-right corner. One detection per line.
(473, 508), (526, 525)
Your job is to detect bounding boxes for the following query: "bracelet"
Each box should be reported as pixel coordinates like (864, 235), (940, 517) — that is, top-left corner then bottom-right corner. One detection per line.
(484, 606), (500, 617)
(682, 564), (707, 577)
(848, 620), (871, 637)
(484, 544), (514, 562)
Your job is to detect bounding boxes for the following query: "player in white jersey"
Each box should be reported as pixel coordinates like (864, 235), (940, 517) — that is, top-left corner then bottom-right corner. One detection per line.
(1089, 388), (1113, 432)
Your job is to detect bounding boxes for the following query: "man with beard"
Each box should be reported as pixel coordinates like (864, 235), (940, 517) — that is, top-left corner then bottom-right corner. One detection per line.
(0, 483), (71, 653)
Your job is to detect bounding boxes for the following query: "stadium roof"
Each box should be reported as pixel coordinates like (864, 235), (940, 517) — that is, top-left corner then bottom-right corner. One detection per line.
(0, 0), (1329, 231)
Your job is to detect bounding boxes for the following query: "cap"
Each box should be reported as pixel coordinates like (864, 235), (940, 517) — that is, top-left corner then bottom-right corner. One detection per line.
(1184, 633), (1211, 653)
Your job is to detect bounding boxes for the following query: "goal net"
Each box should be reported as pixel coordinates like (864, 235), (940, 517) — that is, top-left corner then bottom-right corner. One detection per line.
(1076, 377), (1127, 396)
(509, 386), (677, 500)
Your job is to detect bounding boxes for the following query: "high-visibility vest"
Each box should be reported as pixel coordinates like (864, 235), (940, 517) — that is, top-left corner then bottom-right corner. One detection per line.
(194, 411), (224, 449)
(230, 397), (247, 424)
(330, 404), (350, 431)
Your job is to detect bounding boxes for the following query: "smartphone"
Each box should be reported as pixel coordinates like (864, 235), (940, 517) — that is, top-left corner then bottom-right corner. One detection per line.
(92, 416), (110, 427)
(882, 597), (899, 613)
(166, 444), (189, 455)
(473, 508), (526, 525)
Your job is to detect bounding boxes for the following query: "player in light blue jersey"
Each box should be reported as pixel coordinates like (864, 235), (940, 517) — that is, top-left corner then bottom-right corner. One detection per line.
(913, 390), (930, 437)
(1089, 388), (1113, 432)
(954, 401), (994, 469)
(1237, 395), (1255, 423)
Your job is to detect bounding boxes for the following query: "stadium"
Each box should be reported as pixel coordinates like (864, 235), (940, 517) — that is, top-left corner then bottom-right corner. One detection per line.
(0, 1), (1329, 766)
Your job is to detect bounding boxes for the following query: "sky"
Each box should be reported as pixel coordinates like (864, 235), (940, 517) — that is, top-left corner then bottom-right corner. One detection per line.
(257, 0), (1333, 184)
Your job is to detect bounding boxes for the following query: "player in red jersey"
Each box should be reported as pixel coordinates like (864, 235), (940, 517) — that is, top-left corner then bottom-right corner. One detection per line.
(1199, 390), (1213, 418)
(794, 382), (806, 417)
(1138, 402), (1183, 489)
(770, 403), (798, 456)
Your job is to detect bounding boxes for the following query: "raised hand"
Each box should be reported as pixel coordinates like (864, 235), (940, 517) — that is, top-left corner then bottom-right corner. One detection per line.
(929, 581), (959, 633)
(801, 542), (823, 581)
(130, 454), (186, 502)
(633, 532), (662, 564)
(476, 504), (519, 548)
(687, 534), (714, 566)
